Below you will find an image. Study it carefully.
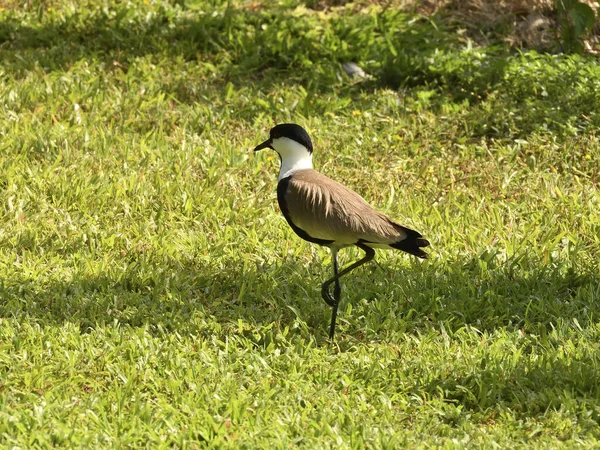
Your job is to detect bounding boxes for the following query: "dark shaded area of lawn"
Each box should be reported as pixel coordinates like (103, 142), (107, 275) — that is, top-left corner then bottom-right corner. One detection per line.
(2, 3), (600, 139)
(0, 250), (598, 339)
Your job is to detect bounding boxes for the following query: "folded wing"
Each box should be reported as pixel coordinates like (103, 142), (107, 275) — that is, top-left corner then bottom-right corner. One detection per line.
(281, 169), (422, 250)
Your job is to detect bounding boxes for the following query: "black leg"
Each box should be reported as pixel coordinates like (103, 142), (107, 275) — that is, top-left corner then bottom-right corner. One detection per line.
(328, 251), (342, 340)
(321, 243), (376, 339)
(322, 251), (336, 308)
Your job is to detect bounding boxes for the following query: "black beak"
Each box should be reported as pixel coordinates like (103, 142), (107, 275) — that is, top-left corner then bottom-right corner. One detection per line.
(253, 138), (273, 152)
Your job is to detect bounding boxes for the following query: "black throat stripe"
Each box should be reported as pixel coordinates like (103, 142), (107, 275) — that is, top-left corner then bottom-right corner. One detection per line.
(277, 176), (334, 247)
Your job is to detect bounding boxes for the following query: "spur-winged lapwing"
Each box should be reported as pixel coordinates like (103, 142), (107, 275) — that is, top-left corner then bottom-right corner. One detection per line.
(254, 123), (429, 339)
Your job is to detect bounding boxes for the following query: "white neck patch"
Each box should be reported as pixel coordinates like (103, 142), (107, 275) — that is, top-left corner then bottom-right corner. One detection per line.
(272, 136), (313, 181)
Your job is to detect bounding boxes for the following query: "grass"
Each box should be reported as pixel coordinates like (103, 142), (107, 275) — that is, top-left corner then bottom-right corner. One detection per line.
(1, 0), (600, 447)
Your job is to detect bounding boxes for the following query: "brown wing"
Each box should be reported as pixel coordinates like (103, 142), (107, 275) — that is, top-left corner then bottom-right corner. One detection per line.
(283, 169), (408, 246)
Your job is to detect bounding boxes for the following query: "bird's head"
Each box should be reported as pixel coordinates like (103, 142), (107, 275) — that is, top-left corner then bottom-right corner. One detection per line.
(254, 123), (313, 160)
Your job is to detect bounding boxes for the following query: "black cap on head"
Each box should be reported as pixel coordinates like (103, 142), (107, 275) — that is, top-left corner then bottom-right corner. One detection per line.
(253, 123), (313, 153)
(270, 123), (313, 154)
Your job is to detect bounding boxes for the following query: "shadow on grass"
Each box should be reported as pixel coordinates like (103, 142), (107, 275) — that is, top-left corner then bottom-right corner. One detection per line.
(0, 18), (236, 85)
(0, 253), (323, 338)
(1, 250), (598, 422)
(0, 4), (330, 77)
(4, 4), (599, 138)
(426, 347), (600, 420)
(0, 250), (598, 343)
(0, 3), (484, 97)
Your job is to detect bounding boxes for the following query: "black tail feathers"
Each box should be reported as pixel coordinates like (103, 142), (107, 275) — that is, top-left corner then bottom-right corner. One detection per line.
(390, 228), (430, 259)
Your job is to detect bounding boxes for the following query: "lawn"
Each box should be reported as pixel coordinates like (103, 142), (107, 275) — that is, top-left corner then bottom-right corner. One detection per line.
(1, 0), (600, 447)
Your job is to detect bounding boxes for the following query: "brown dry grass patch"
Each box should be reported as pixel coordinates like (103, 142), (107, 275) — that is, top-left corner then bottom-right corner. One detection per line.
(308, 0), (599, 52)
(416, 0), (599, 52)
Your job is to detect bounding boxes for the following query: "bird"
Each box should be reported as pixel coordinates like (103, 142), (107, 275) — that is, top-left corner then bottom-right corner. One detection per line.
(254, 123), (429, 339)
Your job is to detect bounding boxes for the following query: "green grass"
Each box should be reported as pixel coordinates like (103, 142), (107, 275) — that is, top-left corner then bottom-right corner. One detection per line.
(1, 0), (600, 447)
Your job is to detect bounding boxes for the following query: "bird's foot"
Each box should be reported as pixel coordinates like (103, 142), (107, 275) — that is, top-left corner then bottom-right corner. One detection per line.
(321, 282), (336, 307)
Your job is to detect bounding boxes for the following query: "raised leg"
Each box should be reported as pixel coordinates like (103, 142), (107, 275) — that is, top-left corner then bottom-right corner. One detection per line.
(321, 243), (376, 339)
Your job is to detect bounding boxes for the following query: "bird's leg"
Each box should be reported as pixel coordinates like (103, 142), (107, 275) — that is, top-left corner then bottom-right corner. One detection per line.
(321, 248), (337, 308)
(321, 243), (376, 339)
(327, 250), (342, 340)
